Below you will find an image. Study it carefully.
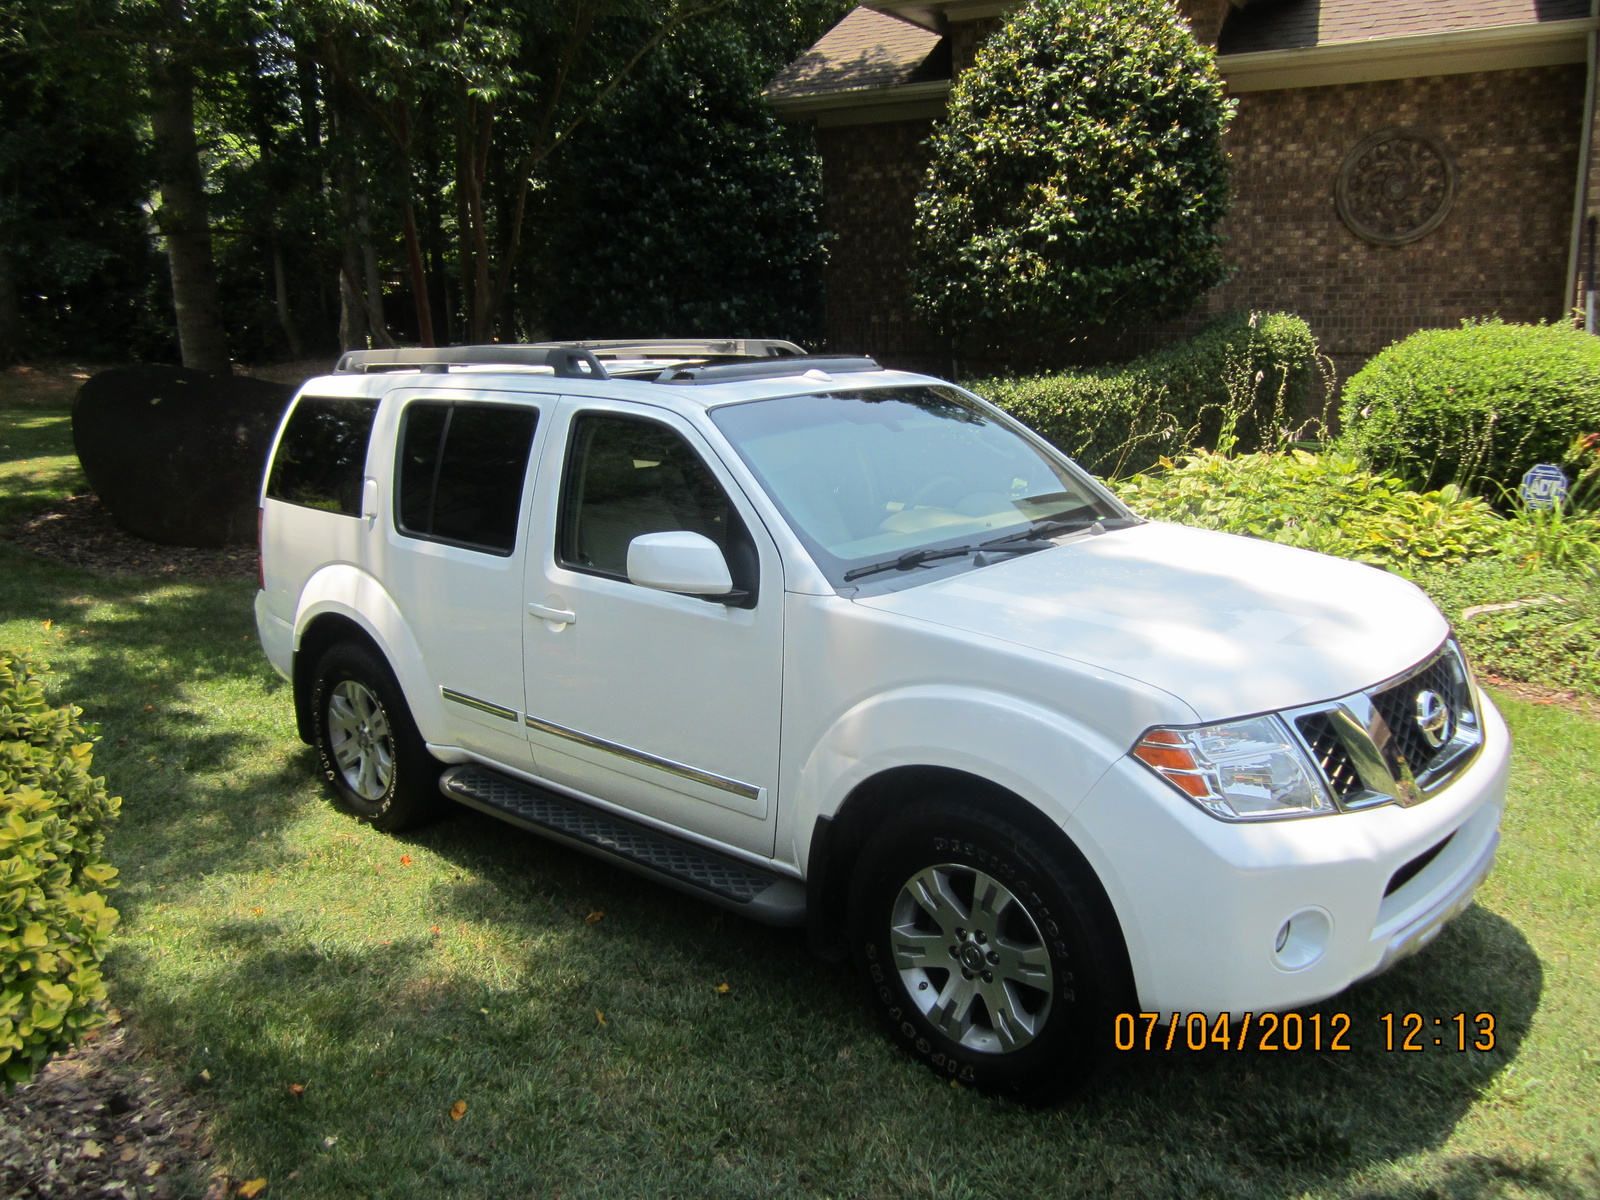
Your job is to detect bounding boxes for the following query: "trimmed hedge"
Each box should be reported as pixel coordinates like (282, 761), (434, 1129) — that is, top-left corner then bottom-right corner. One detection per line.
(970, 310), (1320, 477)
(0, 650), (120, 1087)
(910, 0), (1232, 341)
(1341, 319), (1600, 500)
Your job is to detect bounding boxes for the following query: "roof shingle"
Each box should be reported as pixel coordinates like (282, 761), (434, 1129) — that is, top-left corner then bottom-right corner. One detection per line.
(764, 6), (945, 100)
(1219, 0), (1592, 55)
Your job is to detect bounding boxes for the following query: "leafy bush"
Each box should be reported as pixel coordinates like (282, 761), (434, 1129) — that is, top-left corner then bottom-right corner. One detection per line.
(0, 649), (120, 1086)
(1340, 320), (1600, 499)
(1114, 449), (1505, 571)
(911, 0), (1233, 342)
(1413, 559), (1600, 697)
(972, 311), (1320, 477)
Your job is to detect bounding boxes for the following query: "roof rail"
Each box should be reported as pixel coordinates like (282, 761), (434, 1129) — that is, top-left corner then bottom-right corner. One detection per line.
(657, 356), (881, 385)
(334, 345), (609, 379)
(532, 339), (806, 360)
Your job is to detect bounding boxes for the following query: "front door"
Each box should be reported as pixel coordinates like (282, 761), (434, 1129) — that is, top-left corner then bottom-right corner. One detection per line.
(520, 398), (783, 857)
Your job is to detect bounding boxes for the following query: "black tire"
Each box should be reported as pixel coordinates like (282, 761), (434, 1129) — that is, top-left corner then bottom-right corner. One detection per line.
(310, 641), (442, 832)
(847, 796), (1131, 1102)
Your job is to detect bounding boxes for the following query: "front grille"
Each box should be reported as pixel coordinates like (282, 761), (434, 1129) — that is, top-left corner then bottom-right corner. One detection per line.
(1295, 711), (1364, 800)
(1370, 651), (1474, 778)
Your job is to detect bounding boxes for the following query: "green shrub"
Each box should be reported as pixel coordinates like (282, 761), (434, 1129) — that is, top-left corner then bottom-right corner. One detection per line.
(1340, 320), (1600, 499)
(910, 0), (1233, 342)
(972, 310), (1320, 477)
(1114, 448), (1505, 571)
(1413, 559), (1600, 697)
(0, 649), (121, 1087)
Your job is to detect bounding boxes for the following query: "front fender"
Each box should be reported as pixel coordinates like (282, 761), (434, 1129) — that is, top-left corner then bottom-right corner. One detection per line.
(294, 564), (446, 742)
(784, 684), (1126, 869)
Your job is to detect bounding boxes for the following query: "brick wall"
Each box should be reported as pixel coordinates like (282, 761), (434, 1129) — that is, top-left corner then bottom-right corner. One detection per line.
(1204, 65), (1584, 381)
(816, 119), (947, 373)
(814, 63), (1586, 383)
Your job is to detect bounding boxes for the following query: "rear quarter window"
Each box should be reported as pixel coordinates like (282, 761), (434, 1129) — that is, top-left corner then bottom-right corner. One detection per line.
(266, 397), (379, 516)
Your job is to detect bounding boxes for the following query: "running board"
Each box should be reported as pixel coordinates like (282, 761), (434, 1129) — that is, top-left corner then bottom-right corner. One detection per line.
(439, 764), (806, 927)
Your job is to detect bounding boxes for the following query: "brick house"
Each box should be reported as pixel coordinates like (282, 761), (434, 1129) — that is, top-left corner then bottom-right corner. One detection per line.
(765, 0), (1600, 380)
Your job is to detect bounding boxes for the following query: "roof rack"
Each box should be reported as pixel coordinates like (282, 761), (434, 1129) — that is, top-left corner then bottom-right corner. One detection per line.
(536, 339), (806, 361)
(334, 345), (609, 379)
(657, 356), (881, 385)
(332, 339), (811, 379)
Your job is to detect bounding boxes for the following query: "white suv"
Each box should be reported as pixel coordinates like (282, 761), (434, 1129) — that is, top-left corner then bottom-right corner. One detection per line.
(255, 340), (1509, 1100)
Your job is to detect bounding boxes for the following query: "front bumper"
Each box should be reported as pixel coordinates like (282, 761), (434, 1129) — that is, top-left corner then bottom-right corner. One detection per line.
(1067, 692), (1510, 1016)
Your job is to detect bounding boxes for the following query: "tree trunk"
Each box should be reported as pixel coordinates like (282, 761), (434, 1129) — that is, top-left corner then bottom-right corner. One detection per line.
(339, 253), (368, 351)
(271, 239), (305, 359)
(150, 44), (230, 374)
(402, 200), (435, 347)
(0, 245), (22, 365)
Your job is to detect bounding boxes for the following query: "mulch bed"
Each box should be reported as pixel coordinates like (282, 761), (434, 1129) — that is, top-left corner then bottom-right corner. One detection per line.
(0, 1016), (213, 1200)
(1, 493), (256, 581)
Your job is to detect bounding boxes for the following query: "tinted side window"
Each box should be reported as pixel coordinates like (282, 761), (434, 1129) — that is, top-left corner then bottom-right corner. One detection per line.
(396, 401), (538, 555)
(557, 413), (757, 602)
(266, 397), (378, 515)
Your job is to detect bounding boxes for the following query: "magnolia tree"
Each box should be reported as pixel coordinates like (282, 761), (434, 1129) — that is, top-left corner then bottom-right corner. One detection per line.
(911, 0), (1234, 345)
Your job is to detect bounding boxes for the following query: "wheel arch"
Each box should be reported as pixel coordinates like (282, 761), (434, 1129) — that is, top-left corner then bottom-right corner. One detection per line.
(806, 764), (1133, 998)
(292, 612), (382, 744)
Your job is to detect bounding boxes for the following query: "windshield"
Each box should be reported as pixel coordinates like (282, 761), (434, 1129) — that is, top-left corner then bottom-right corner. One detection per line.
(708, 386), (1133, 587)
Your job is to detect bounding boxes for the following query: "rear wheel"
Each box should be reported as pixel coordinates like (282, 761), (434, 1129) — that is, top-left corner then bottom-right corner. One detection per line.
(310, 642), (441, 831)
(848, 797), (1129, 1101)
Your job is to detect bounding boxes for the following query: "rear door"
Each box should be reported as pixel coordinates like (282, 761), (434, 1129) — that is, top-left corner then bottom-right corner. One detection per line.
(519, 397), (784, 857)
(369, 388), (549, 770)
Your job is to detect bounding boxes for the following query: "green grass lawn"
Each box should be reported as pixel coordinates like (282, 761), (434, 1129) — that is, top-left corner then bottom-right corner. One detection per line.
(3, 417), (1598, 1198)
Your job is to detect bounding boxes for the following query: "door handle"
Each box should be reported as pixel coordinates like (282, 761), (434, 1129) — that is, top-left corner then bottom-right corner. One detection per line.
(527, 602), (576, 625)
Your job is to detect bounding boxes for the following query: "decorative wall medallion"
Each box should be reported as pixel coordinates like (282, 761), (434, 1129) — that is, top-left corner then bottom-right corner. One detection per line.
(1336, 127), (1457, 246)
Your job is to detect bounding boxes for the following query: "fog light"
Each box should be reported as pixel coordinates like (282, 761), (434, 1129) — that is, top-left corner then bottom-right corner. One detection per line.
(1272, 907), (1333, 971)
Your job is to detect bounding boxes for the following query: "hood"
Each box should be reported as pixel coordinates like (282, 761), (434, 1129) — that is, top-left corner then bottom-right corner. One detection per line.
(855, 521), (1449, 723)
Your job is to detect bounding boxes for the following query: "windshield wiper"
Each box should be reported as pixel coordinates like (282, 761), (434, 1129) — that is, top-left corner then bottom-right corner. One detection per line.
(842, 546), (975, 582)
(842, 540), (1046, 582)
(980, 513), (1138, 548)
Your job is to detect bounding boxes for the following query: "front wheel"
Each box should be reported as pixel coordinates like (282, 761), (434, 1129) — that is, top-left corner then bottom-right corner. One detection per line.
(847, 798), (1129, 1102)
(310, 642), (441, 832)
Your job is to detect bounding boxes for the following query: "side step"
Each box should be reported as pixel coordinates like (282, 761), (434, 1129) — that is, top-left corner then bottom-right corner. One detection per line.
(439, 764), (806, 927)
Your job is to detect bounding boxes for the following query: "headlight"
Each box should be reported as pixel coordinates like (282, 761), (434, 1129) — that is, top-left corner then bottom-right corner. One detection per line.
(1132, 715), (1335, 821)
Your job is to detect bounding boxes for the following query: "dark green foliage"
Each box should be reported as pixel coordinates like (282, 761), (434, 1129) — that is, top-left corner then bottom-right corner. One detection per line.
(0, 650), (121, 1087)
(970, 311), (1319, 477)
(911, 0), (1233, 344)
(1341, 320), (1600, 500)
(0, 65), (175, 363)
(539, 0), (846, 342)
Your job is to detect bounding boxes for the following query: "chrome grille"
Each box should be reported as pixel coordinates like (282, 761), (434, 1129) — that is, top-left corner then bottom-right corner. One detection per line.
(1294, 711), (1364, 801)
(1287, 641), (1484, 813)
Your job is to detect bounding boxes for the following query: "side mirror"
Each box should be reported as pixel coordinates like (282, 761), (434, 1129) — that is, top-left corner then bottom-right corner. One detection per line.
(627, 531), (733, 596)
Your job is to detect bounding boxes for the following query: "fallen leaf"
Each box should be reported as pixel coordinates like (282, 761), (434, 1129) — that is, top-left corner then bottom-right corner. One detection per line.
(400, 854), (413, 865)
(119, 1147), (137, 1162)
(81, 1140), (105, 1159)
(322, 1135), (337, 1147)
(144, 705), (154, 712)
(145, 1161), (165, 1176)
(42, 620), (52, 630)
(949, 1079), (960, 1088)
(288, 1083), (306, 1098)
(199, 1068), (213, 1081)
(238, 1179), (268, 1198)
(715, 983), (731, 994)
(595, 1009), (607, 1026)
(250, 907), (264, 916)
(430, 925), (441, 935)
(449, 1100), (467, 1121)
(584, 910), (604, 924)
